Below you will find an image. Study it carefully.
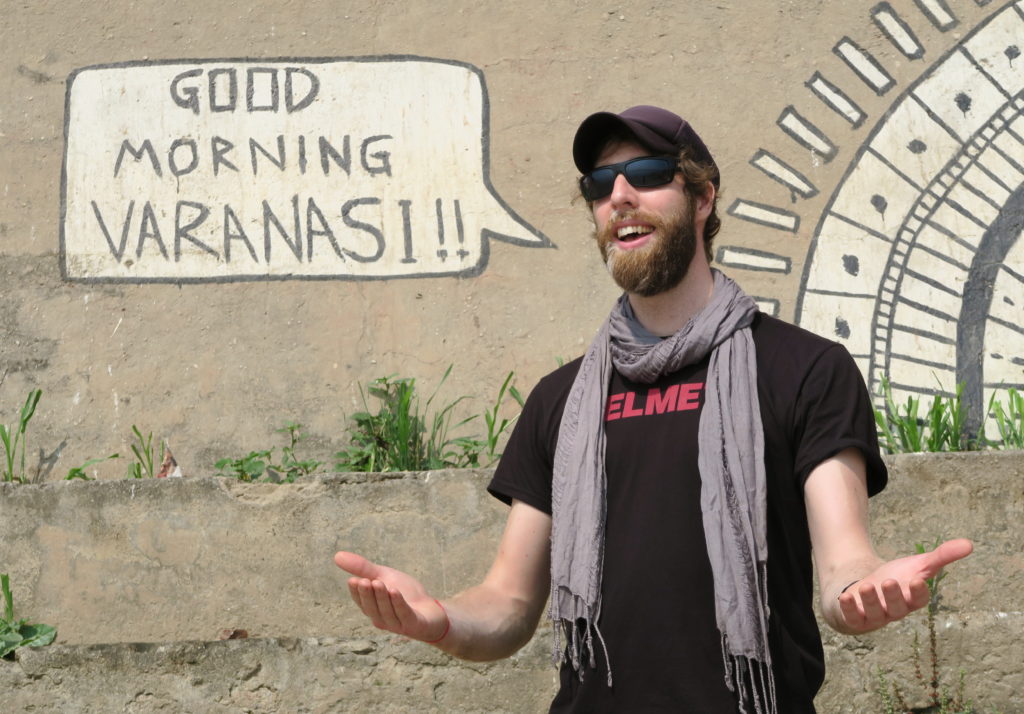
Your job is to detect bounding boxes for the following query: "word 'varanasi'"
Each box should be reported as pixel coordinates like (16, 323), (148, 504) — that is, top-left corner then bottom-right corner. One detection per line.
(89, 195), (470, 266)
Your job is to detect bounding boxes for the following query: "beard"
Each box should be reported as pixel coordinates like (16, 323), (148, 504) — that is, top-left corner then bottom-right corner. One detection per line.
(593, 198), (698, 297)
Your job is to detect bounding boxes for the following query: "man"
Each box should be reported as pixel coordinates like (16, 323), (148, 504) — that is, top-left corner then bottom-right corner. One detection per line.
(335, 105), (972, 712)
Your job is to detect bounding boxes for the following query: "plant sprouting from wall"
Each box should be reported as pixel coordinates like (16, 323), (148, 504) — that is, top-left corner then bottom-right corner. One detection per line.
(874, 378), (974, 453)
(215, 422), (323, 483)
(480, 371), (525, 467)
(125, 425), (165, 479)
(0, 573), (56, 659)
(1, 389), (42, 483)
(874, 377), (1024, 454)
(64, 454), (120, 481)
(334, 367), (524, 473)
(987, 387), (1023, 450)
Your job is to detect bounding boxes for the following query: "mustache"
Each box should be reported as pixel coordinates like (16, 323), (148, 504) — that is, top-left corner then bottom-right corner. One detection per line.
(594, 209), (661, 244)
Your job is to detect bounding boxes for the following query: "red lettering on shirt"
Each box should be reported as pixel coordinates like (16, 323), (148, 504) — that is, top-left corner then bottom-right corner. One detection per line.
(621, 392), (644, 418)
(606, 382), (705, 421)
(606, 393), (625, 421)
(645, 385), (680, 415)
(677, 382), (703, 410)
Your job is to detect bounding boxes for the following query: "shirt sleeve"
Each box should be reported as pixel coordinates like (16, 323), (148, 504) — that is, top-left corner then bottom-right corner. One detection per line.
(791, 343), (888, 496)
(487, 363), (578, 514)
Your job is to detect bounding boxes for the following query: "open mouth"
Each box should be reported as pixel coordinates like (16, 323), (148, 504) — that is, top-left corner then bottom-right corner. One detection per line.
(615, 223), (655, 245)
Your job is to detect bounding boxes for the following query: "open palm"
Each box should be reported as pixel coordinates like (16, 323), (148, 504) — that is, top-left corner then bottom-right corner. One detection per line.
(334, 551), (447, 642)
(837, 538), (973, 633)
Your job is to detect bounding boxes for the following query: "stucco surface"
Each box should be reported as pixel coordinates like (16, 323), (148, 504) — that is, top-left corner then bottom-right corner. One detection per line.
(1, 637), (557, 714)
(0, 471), (506, 645)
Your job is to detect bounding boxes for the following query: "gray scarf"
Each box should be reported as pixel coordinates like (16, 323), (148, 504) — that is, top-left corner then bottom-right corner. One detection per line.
(550, 269), (776, 714)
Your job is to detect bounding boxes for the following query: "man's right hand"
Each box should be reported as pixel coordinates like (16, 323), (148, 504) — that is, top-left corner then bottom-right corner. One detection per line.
(334, 500), (552, 661)
(334, 551), (449, 643)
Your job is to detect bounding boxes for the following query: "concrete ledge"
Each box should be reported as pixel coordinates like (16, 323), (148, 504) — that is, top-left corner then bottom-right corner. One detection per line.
(0, 470), (507, 645)
(1, 453), (1022, 712)
(0, 635), (557, 713)
(818, 611), (1024, 713)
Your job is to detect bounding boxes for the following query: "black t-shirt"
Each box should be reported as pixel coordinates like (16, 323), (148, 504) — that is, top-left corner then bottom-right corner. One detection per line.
(488, 313), (887, 713)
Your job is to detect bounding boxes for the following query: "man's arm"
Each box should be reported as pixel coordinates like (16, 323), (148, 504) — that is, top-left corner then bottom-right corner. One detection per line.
(335, 498), (551, 661)
(804, 447), (972, 635)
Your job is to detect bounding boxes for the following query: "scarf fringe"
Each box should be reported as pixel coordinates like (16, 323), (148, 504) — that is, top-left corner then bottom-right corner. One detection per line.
(724, 647), (778, 714)
(722, 561), (777, 714)
(550, 591), (614, 687)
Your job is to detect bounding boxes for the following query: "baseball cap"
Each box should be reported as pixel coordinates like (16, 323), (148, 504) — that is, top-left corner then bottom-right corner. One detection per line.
(572, 105), (719, 186)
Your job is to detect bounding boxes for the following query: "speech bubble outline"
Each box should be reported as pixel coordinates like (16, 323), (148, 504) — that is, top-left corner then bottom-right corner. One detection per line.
(60, 56), (553, 284)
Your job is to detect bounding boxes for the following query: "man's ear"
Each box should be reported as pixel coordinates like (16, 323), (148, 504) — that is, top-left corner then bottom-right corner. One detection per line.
(695, 181), (715, 218)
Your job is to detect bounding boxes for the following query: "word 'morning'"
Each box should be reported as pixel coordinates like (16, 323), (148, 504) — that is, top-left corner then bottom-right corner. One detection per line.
(113, 134), (393, 179)
(170, 66), (320, 115)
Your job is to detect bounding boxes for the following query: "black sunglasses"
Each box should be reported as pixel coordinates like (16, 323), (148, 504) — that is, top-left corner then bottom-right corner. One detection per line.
(579, 156), (681, 201)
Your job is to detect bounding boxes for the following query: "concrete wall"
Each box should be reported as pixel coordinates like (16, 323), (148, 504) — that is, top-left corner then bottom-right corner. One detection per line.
(3, 0), (1023, 482)
(1, 453), (1021, 712)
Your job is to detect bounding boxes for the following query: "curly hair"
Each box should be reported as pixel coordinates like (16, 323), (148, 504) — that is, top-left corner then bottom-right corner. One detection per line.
(676, 146), (721, 264)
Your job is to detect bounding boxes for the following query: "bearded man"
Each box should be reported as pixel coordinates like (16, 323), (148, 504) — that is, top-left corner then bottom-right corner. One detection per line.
(335, 105), (972, 713)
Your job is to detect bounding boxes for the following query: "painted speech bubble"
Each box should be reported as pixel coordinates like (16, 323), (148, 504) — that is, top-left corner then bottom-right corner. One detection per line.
(61, 57), (551, 282)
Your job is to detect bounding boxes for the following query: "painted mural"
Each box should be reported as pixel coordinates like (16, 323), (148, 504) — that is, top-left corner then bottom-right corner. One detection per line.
(725, 0), (1024, 435)
(61, 57), (550, 283)
(54, 1), (1022, 434)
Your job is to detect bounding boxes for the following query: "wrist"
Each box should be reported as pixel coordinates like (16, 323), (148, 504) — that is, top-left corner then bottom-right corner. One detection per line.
(423, 599), (451, 644)
(838, 579), (859, 598)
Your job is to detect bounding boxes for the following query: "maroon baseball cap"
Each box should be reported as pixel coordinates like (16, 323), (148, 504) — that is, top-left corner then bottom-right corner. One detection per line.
(572, 105), (719, 186)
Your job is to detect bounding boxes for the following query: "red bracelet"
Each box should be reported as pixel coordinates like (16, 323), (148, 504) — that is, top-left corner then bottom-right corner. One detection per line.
(423, 599), (450, 644)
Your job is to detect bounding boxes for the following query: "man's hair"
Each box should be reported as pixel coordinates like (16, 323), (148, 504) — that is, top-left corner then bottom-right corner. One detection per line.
(579, 134), (722, 264)
(677, 146), (721, 264)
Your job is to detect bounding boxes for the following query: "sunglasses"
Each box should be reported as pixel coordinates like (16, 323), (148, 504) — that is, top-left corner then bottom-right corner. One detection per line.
(579, 156), (681, 201)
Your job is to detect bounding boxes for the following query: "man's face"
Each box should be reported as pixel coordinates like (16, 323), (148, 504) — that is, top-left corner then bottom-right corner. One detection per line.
(590, 141), (698, 297)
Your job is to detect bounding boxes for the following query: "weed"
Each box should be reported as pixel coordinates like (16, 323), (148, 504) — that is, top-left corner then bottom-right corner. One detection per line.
(215, 449), (272, 482)
(987, 387), (1024, 450)
(125, 425), (164, 479)
(0, 573), (56, 659)
(216, 422), (322, 483)
(874, 378), (974, 454)
(334, 366), (475, 472)
(64, 454), (120, 481)
(334, 367), (523, 472)
(273, 421), (323, 482)
(1, 389), (42, 483)
(480, 372), (525, 467)
(874, 378), (1024, 453)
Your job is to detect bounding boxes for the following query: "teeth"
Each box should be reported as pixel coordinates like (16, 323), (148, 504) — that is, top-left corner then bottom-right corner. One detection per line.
(617, 225), (650, 239)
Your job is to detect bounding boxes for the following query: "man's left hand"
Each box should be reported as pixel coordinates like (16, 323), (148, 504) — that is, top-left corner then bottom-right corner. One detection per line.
(835, 538), (973, 634)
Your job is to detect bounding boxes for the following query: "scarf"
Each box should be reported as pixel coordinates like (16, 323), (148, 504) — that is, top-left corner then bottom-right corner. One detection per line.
(549, 269), (776, 714)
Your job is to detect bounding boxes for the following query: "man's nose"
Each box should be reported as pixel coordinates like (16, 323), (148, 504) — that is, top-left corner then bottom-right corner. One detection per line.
(609, 173), (638, 210)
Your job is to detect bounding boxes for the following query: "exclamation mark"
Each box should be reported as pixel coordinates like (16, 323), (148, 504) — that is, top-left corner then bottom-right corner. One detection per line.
(435, 198), (447, 261)
(399, 199), (416, 263)
(454, 200), (468, 259)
